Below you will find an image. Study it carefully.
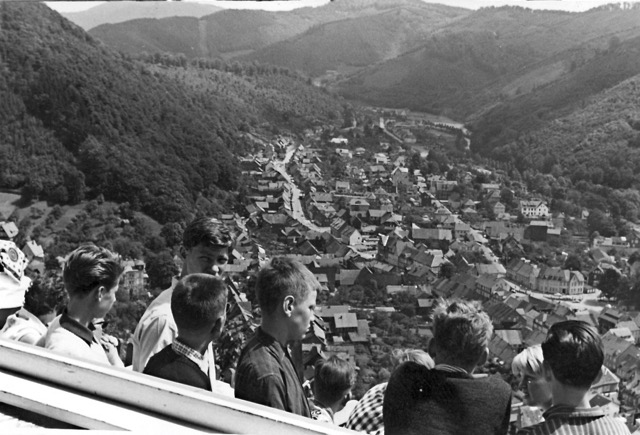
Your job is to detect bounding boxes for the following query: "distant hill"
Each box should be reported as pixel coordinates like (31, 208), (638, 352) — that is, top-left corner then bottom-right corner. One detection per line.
(471, 33), (640, 156)
(58, 1), (223, 31)
(86, 0), (469, 64)
(0, 3), (344, 224)
(238, 1), (468, 76)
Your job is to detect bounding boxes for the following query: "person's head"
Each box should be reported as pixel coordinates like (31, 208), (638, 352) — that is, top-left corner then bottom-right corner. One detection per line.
(313, 356), (356, 412)
(430, 298), (493, 371)
(542, 320), (603, 390)
(24, 274), (68, 326)
(391, 348), (435, 370)
(171, 273), (227, 344)
(512, 345), (552, 409)
(180, 217), (233, 277)
(255, 257), (319, 342)
(63, 245), (123, 319)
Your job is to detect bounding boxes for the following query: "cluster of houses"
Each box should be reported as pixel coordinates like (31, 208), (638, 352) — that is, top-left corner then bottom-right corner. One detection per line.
(233, 129), (640, 425)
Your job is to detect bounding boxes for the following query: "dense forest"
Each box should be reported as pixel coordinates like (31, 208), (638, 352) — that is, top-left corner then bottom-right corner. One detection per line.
(0, 3), (344, 224)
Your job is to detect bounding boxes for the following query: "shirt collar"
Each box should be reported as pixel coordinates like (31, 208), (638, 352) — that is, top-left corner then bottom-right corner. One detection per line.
(59, 309), (97, 346)
(172, 337), (209, 375)
(257, 327), (288, 359)
(543, 405), (606, 420)
(434, 364), (471, 376)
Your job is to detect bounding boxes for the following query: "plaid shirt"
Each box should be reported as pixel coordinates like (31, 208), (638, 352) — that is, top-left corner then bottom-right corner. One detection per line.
(346, 382), (386, 435)
(516, 405), (630, 435)
(171, 338), (209, 377)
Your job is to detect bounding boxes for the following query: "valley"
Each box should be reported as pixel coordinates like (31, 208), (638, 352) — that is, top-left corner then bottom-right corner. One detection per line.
(3, 0), (640, 432)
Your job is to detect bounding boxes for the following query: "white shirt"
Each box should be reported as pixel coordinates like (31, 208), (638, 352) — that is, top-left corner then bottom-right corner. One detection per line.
(0, 307), (47, 344)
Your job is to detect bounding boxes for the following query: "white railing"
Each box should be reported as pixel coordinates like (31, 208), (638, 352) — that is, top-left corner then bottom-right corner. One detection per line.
(0, 339), (354, 434)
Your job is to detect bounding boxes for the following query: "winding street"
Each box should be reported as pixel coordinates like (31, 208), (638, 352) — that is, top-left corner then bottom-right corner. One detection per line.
(272, 144), (330, 233)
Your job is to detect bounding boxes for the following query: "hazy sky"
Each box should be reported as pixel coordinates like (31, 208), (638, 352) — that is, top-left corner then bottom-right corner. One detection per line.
(46, 0), (640, 13)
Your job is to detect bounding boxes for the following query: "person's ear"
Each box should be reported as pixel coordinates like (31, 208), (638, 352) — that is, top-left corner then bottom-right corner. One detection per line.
(96, 285), (106, 301)
(283, 295), (295, 317)
(179, 246), (187, 259)
(211, 317), (224, 341)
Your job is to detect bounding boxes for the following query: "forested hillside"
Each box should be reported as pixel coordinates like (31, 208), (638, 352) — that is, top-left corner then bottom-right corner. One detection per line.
(471, 34), (640, 155)
(0, 3), (343, 224)
(335, 5), (640, 119)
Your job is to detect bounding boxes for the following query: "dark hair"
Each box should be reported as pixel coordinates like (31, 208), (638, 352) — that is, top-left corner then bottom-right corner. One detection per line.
(63, 245), (123, 297)
(24, 274), (67, 317)
(542, 320), (603, 389)
(171, 273), (227, 332)
(255, 257), (320, 315)
(314, 356), (356, 406)
(432, 298), (493, 367)
(182, 217), (233, 251)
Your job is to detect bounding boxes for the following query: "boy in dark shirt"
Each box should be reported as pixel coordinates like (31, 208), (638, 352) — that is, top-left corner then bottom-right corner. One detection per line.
(143, 274), (226, 391)
(234, 257), (320, 417)
(384, 298), (512, 435)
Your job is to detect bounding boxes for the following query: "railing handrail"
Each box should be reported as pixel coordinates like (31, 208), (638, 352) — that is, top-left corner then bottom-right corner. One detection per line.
(0, 338), (354, 434)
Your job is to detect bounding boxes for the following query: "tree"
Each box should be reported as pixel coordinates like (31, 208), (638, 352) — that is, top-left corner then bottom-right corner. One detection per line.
(587, 209), (616, 237)
(564, 254), (582, 271)
(599, 268), (622, 300)
(146, 251), (179, 290)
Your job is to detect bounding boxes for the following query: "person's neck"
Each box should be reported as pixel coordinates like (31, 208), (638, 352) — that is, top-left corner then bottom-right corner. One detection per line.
(65, 298), (94, 328)
(551, 382), (591, 408)
(260, 317), (290, 347)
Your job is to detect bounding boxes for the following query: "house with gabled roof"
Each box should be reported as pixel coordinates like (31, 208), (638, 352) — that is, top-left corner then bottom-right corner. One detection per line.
(349, 198), (370, 219)
(507, 258), (540, 290)
(333, 313), (358, 334)
(598, 307), (629, 335)
(520, 200), (549, 219)
(0, 221), (19, 240)
(475, 274), (500, 298)
(412, 227), (453, 244)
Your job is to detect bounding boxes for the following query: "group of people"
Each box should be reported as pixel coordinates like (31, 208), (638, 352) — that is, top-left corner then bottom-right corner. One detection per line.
(0, 216), (632, 434)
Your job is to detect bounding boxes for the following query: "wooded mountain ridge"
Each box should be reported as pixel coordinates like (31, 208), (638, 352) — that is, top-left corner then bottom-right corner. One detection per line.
(0, 2), (344, 224)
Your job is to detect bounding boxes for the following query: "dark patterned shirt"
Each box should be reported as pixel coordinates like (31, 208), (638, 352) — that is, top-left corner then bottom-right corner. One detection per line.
(234, 327), (311, 417)
(516, 405), (630, 435)
(346, 382), (386, 434)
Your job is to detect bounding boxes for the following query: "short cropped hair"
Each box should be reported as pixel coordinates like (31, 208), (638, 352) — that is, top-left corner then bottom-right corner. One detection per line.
(391, 348), (435, 370)
(24, 274), (67, 317)
(182, 217), (233, 250)
(63, 245), (123, 297)
(255, 257), (320, 315)
(314, 356), (356, 406)
(512, 345), (544, 378)
(171, 274), (227, 332)
(432, 298), (493, 367)
(542, 320), (603, 389)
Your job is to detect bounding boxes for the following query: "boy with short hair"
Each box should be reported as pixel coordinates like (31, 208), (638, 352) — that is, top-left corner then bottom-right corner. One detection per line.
(40, 245), (124, 367)
(234, 257), (320, 417)
(131, 217), (232, 380)
(516, 320), (630, 435)
(143, 274), (227, 391)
